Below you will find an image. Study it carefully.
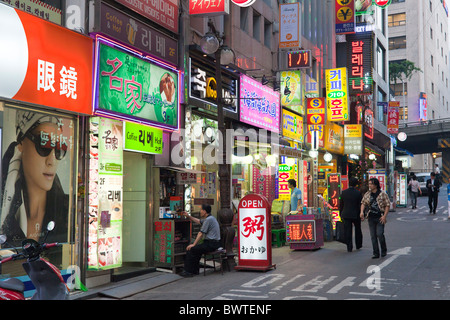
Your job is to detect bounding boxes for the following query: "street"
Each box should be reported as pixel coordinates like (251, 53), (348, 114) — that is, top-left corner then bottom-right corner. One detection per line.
(91, 188), (450, 302)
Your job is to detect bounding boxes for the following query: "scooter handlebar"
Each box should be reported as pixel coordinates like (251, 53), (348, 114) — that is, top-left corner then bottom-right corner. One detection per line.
(0, 253), (25, 264)
(42, 242), (61, 249)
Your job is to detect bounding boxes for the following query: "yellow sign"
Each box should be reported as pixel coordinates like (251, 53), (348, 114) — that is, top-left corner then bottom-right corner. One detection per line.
(344, 124), (362, 138)
(324, 122), (344, 155)
(282, 109), (303, 142)
(325, 68), (349, 122)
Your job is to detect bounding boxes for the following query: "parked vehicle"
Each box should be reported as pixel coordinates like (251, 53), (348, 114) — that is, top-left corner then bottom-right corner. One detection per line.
(0, 221), (68, 300)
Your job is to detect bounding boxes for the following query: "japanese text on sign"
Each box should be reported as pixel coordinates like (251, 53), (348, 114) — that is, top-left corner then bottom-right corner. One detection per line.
(287, 220), (316, 243)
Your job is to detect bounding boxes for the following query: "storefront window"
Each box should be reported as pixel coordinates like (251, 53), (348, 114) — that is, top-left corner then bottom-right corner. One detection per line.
(0, 104), (77, 277)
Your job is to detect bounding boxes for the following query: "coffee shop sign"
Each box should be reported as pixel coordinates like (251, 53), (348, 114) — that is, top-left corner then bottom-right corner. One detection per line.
(191, 67), (235, 105)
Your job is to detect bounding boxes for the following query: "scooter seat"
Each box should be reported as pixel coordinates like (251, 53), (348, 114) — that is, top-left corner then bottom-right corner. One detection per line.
(0, 278), (25, 292)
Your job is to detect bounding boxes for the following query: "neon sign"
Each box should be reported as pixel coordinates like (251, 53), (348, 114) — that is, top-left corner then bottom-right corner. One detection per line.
(325, 67), (349, 122)
(287, 50), (312, 69)
(347, 34), (373, 94)
(286, 220), (316, 243)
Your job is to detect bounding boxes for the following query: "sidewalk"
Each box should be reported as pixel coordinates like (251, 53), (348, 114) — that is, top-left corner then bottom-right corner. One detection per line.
(71, 245), (296, 300)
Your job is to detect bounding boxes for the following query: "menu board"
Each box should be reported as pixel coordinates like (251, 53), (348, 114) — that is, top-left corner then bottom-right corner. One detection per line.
(88, 117), (124, 270)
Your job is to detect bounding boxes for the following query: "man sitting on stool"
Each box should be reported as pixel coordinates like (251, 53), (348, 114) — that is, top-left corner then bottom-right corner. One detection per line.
(181, 204), (221, 277)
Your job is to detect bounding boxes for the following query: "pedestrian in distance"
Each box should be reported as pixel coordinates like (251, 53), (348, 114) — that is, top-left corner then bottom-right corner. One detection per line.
(180, 204), (221, 277)
(288, 179), (302, 212)
(447, 177), (450, 220)
(360, 178), (391, 259)
(426, 172), (441, 214)
(408, 174), (421, 209)
(339, 177), (363, 252)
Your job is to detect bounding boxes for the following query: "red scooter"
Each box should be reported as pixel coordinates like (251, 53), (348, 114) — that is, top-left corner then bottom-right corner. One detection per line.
(0, 221), (69, 300)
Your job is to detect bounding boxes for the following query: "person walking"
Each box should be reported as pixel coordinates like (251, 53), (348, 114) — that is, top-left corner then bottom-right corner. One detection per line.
(427, 172), (441, 214)
(360, 178), (391, 259)
(339, 177), (363, 252)
(447, 177), (450, 220)
(408, 175), (422, 209)
(180, 204), (221, 277)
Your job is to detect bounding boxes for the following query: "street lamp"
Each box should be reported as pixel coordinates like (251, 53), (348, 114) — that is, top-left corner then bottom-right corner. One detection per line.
(200, 23), (235, 210)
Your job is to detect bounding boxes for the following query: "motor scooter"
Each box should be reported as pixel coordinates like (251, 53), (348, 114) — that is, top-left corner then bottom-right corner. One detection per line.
(0, 221), (69, 300)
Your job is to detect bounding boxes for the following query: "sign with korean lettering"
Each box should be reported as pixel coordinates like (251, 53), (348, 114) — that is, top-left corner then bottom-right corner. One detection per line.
(115, 0), (178, 34)
(419, 92), (427, 121)
(307, 98), (326, 125)
(124, 122), (163, 154)
(335, 0), (355, 34)
(387, 101), (400, 134)
(236, 194), (275, 271)
(306, 124), (325, 148)
(286, 220), (316, 243)
(153, 220), (173, 264)
(177, 172), (198, 184)
(240, 74), (280, 133)
(344, 124), (363, 155)
(189, 0), (229, 15)
(0, 3), (93, 114)
(279, 3), (300, 49)
(1, 0), (62, 24)
(281, 70), (304, 114)
(99, 3), (178, 66)
(282, 109), (303, 142)
(278, 163), (293, 201)
(88, 117), (124, 270)
(325, 68), (349, 122)
(327, 173), (341, 212)
(95, 42), (179, 131)
(347, 34), (373, 94)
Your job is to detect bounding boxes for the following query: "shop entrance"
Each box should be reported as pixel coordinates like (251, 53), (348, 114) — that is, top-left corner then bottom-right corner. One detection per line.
(114, 151), (151, 278)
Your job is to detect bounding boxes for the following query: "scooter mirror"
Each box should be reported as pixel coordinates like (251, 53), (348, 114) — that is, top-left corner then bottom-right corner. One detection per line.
(47, 221), (55, 232)
(0, 235), (6, 245)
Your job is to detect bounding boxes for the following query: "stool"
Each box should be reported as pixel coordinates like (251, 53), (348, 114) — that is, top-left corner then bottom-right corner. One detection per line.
(202, 247), (226, 276)
(272, 229), (286, 247)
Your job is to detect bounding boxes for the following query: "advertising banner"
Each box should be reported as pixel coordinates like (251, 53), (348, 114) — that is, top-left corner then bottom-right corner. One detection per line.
(0, 3), (93, 114)
(95, 41), (179, 131)
(123, 122), (163, 154)
(282, 109), (303, 142)
(239, 74), (280, 133)
(280, 70), (304, 114)
(279, 3), (300, 49)
(324, 123), (344, 155)
(387, 101), (400, 134)
(344, 124), (363, 155)
(88, 117), (124, 270)
(306, 98), (326, 126)
(335, 0), (355, 34)
(347, 33), (373, 94)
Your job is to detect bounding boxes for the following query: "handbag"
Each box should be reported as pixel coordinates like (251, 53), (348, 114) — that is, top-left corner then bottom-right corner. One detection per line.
(335, 221), (346, 244)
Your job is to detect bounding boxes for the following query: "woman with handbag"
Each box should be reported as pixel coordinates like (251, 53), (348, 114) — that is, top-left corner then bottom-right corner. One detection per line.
(360, 178), (391, 259)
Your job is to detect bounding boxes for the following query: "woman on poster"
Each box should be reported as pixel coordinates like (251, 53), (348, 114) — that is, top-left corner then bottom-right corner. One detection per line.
(0, 110), (69, 247)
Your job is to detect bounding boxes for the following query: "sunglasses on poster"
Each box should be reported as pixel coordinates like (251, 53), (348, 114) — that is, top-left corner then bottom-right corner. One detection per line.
(24, 131), (68, 160)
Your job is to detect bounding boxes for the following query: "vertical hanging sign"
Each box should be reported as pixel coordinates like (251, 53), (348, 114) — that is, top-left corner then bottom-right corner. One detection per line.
(279, 2), (300, 49)
(335, 0), (356, 34)
(236, 194), (275, 271)
(326, 67), (349, 122)
(387, 101), (400, 134)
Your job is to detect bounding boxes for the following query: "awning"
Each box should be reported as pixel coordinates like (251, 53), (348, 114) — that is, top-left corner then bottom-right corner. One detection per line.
(394, 146), (414, 157)
(154, 166), (204, 174)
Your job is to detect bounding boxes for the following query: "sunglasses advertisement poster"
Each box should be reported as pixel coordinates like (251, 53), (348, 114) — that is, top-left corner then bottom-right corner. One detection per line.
(0, 108), (75, 247)
(88, 117), (123, 270)
(95, 41), (180, 131)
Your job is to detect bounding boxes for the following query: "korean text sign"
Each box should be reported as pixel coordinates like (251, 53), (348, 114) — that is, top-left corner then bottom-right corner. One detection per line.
(96, 42), (179, 130)
(326, 68), (349, 122)
(240, 74), (280, 133)
(347, 34), (373, 94)
(237, 194), (274, 270)
(124, 122), (163, 154)
(0, 3), (93, 114)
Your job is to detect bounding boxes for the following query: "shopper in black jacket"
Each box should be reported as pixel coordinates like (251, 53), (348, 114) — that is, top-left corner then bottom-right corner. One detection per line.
(339, 177), (363, 252)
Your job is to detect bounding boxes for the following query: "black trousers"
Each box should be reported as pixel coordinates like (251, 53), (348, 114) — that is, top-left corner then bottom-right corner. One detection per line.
(184, 240), (221, 274)
(343, 218), (362, 252)
(428, 192), (439, 213)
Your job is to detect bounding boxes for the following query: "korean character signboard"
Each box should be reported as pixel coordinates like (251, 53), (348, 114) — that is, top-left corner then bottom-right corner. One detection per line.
(325, 68), (349, 122)
(0, 3), (93, 114)
(344, 124), (363, 155)
(346, 34), (373, 94)
(236, 194), (275, 271)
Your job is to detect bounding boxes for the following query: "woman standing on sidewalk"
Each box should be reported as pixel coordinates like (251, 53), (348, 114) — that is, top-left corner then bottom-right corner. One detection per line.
(408, 175), (421, 209)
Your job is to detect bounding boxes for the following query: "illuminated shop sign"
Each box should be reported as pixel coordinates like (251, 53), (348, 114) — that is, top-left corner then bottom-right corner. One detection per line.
(189, 0), (229, 15)
(387, 101), (400, 134)
(335, 0), (355, 35)
(419, 92), (427, 121)
(325, 67), (349, 122)
(189, 58), (238, 113)
(327, 173), (341, 212)
(286, 220), (316, 243)
(94, 38), (181, 131)
(287, 50), (312, 69)
(346, 34), (373, 94)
